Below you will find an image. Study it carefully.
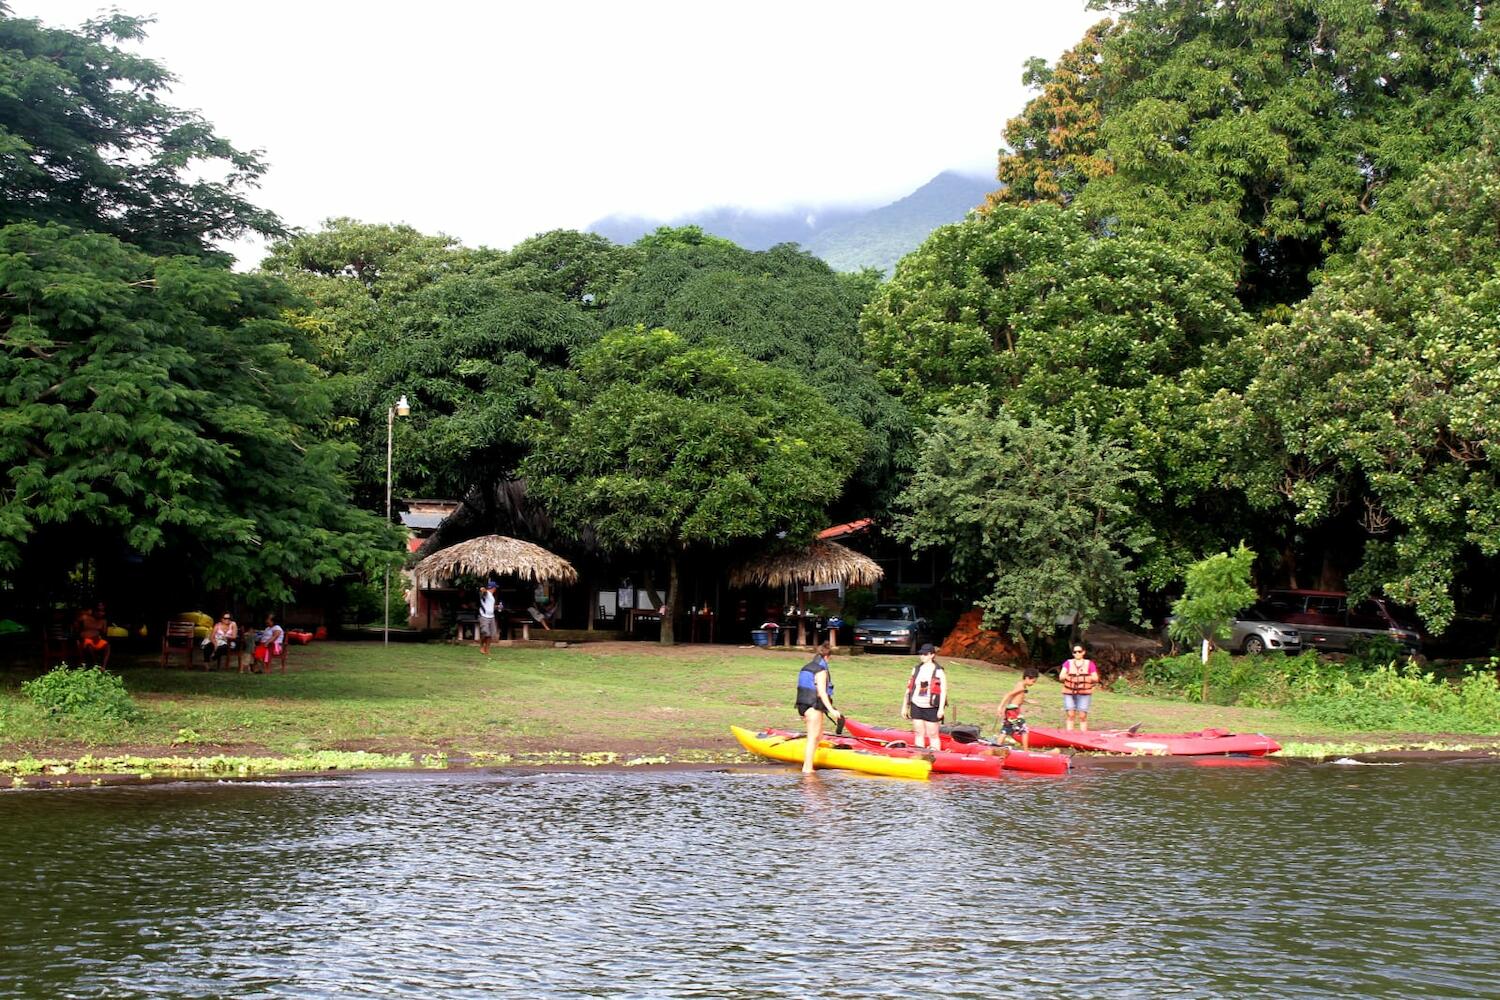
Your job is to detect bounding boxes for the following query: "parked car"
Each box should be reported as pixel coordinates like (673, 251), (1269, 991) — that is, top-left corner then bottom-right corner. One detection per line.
(1162, 606), (1303, 655)
(1260, 589), (1422, 653)
(851, 604), (932, 654)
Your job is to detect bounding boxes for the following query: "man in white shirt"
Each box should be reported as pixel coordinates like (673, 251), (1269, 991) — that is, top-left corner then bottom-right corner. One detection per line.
(478, 581), (500, 655)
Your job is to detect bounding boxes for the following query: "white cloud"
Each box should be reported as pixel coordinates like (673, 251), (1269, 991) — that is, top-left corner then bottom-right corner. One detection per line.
(15, 1), (1101, 263)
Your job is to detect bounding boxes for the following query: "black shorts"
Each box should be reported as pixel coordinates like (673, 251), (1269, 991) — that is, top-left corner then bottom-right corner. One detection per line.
(796, 700), (829, 718)
(908, 704), (941, 723)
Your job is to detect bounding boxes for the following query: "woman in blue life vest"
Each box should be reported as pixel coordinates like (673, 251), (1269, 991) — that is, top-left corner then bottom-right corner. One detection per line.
(902, 642), (947, 750)
(795, 642), (841, 774)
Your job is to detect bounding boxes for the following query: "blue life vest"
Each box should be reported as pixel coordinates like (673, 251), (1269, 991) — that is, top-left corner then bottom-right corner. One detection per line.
(796, 657), (832, 702)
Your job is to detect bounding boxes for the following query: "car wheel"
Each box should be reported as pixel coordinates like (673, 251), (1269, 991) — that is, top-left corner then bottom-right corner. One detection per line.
(1242, 635), (1266, 655)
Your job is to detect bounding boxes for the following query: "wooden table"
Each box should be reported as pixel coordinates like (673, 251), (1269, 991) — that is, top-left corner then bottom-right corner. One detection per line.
(625, 608), (662, 635)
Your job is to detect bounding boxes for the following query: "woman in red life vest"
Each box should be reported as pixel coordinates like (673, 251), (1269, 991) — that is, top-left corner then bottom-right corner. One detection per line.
(902, 643), (947, 750)
(1059, 642), (1100, 731)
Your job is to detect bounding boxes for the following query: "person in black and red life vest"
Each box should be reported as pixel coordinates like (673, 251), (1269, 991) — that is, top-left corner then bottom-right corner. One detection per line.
(902, 643), (947, 751)
(794, 642), (841, 775)
(1060, 642), (1100, 730)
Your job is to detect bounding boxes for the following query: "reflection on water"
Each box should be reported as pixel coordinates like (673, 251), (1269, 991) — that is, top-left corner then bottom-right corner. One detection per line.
(1, 763), (1497, 998)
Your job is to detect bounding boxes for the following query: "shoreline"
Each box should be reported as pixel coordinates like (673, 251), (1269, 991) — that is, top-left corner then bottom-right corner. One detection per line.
(4, 743), (1496, 792)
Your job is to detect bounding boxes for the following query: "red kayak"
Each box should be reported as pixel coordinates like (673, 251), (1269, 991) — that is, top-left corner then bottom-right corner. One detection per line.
(766, 729), (1004, 777)
(842, 720), (1069, 775)
(1025, 725), (1280, 756)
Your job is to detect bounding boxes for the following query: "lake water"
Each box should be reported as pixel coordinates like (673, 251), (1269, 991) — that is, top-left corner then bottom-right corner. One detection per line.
(1, 760), (1497, 999)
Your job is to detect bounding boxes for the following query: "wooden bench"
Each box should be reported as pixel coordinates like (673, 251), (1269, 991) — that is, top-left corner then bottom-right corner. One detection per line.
(505, 616), (532, 641)
(161, 620), (196, 668)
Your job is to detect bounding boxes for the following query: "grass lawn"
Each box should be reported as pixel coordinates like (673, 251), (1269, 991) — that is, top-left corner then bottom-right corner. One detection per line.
(0, 640), (1489, 775)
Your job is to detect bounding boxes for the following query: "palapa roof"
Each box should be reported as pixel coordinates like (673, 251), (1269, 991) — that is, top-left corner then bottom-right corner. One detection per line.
(412, 534), (578, 588)
(729, 540), (884, 589)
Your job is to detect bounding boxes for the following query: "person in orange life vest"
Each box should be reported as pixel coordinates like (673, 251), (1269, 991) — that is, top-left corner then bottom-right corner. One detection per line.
(1059, 643), (1100, 731)
(902, 643), (947, 750)
(795, 642), (841, 774)
(996, 667), (1039, 750)
(74, 602), (111, 668)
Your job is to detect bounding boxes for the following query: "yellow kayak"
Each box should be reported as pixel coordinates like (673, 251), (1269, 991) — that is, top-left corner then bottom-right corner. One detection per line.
(730, 725), (931, 780)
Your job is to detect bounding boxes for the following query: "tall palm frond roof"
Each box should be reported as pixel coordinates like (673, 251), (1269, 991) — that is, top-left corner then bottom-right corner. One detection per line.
(729, 540), (883, 589)
(412, 534), (578, 588)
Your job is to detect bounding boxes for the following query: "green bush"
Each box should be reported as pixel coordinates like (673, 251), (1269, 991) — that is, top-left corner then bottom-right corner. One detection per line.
(1343, 634), (1415, 673)
(1133, 650), (1500, 733)
(1289, 660), (1500, 733)
(22, 665), (138, 723)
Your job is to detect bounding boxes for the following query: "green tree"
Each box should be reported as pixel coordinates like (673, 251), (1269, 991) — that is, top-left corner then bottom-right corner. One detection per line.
(862, 203), (1251, 584)
(342, 274), (601, 502)
(605, 236), (909, 514)
(261, 218), (476, 302)
(1168, 544), (1258, 700)
(0, 8), (281, 257)
(263, 221), (608, 505)
(0, 223), (397, 600)
(893, 403), (1150, 653)
(1225, 138), (1500, 632)
(495, 229), (638, 306)
(520, 327), (863, 644)
(998, 1), (1500, 308)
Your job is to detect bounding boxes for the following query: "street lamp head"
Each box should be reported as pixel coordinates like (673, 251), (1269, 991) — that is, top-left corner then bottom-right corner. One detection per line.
(394, 394), (411, 417)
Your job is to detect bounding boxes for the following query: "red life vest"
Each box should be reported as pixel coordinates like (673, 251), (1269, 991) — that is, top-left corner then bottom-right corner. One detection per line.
(907, 662), (944, 708)
(1060, 659), (1099, 695)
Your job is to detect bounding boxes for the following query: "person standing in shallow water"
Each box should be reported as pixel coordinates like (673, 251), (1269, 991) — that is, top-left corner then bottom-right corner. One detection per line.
(795, 642), (840, 774)
(1060, 643), (1100, 731)
(902, 643), (947, 751)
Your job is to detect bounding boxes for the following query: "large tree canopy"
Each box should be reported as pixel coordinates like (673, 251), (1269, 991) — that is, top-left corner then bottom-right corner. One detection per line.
(862, 203), (1252, 584)
(604, 231), (909, 513)
(1221, 140), (1500, 630)
(263, 220), (609, 504)
(0, 224), (395, 600)
(520, 327), (863, 642)
(0, 8), (281, 258)
(995, 0), (1500, 308)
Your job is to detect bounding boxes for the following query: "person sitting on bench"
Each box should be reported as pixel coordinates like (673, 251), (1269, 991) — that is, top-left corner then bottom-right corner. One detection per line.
(75, 602), (111, 668)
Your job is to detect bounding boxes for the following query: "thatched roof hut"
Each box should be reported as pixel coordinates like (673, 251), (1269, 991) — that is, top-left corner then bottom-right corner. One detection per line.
(412, 534), (578, 589)
(729, 540), (883, 590)
(731, 541), (883, 646)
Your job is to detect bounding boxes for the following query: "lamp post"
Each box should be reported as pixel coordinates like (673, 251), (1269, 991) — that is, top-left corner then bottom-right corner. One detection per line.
(384, 394), (411, 646)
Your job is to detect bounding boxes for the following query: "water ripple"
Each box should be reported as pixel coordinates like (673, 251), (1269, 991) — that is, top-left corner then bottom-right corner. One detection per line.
(0, 764), (1497, 998)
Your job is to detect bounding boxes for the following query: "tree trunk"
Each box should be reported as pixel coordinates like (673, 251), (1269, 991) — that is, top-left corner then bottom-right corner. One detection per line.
(660, 553), (678, 645)
(796, 585), (807, 646)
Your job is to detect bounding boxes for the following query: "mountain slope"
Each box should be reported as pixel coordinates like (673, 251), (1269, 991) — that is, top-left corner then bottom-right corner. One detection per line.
(804, 172), (992, 274)
(586, 171), (993, 274)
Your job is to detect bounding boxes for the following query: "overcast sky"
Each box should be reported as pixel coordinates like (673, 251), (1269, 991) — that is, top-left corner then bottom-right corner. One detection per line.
(19, 1), (1102, 264)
